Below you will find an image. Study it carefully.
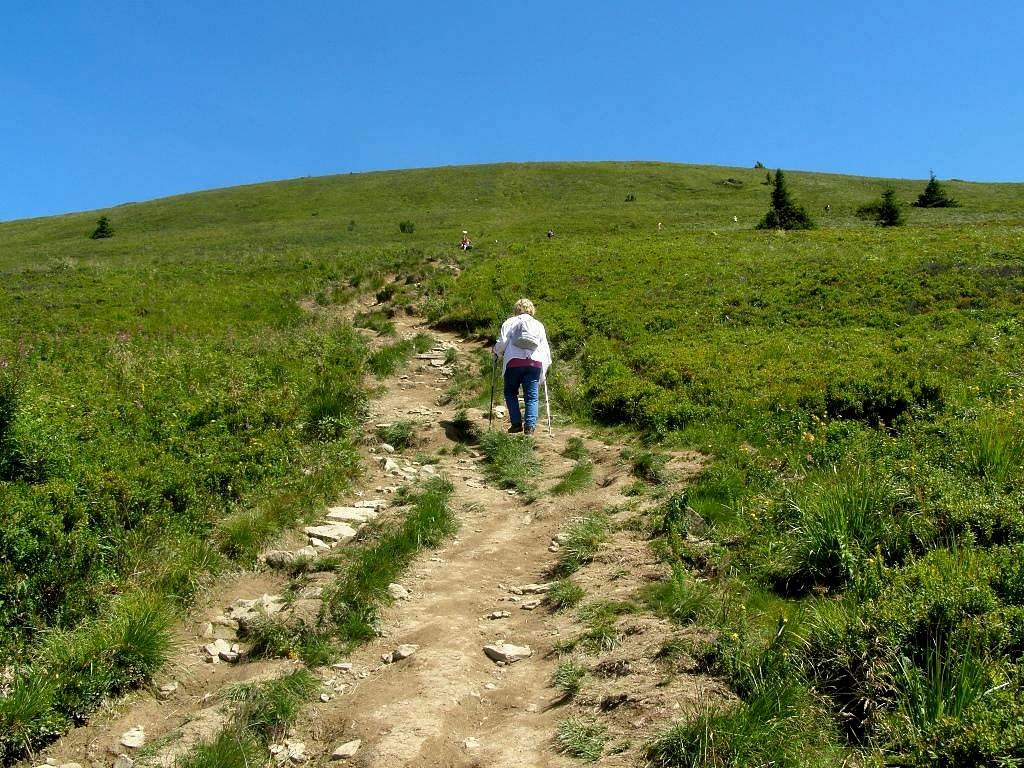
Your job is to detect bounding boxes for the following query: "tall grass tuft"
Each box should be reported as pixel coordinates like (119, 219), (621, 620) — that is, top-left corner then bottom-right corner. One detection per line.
(780, 468), (923, 592)
(892, 634), (990, 735)
(376, 420), (417, 450)
(556, 512), (611, 575)
(966, 416), (1024, 487)
(551, 460), (594, 496)
(643, 568), (714, 624)
(547, 578), (585, 611)
(556, 716), (607, 762)
(224, 670), (318, 741)
(176, 730), (261, 768)
(480, 431), (540, 495)
(553, 661), (587, 699)
(562, 436), (588, 461)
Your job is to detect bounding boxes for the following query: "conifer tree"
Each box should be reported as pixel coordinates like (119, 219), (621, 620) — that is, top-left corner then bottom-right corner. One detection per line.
(756, 169), (814, 230)
(858, 188), (905, 227)
(912, 172), (959, 208)
(90, 216), (114, 239)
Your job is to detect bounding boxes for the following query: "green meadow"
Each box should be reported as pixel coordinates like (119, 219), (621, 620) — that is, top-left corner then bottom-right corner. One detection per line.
(2, 161), (1024, 764)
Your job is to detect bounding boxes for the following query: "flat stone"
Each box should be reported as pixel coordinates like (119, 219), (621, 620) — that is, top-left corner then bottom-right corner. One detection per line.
(331, 740), (361, 760)
(520, 599), (543, 610)
(354, 499), (386, 508)
(483, 644), (533, 664)
(58, 763), (82, 768)
(295, 546), (318, 558)
(119, 726), (146, 749)
(204, 638), (232, 659)
(380, 443), (395, 453)
(157, 681), (178, 699)
(382, 643), (419, 663)
(420, 465), (437, 475)
(463, 737), (480, 750)
(514, 583), (553, 595)
(387, 583), (410, 600)
(488, 611), (510, 619)
(381, 457), (401, 473)
(304, 523), (358, 544)
(332, 662), (353, 671)
(112, 756), (134, 768)
(326, 507), (377, 524)
(263, 550), (297, 567)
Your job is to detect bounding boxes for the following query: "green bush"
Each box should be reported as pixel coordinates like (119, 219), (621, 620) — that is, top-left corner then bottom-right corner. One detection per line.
(818, 375), (943, 428)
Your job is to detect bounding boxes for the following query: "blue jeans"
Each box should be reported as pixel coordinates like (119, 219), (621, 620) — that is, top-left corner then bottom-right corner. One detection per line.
(504, 366), (542, 429)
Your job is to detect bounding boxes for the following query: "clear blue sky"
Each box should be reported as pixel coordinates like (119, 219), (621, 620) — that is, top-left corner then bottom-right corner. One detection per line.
(3, 1), (1022, 220)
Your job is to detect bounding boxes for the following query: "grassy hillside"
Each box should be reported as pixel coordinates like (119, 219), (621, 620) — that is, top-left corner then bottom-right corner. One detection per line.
(2, 161), (1024, 764)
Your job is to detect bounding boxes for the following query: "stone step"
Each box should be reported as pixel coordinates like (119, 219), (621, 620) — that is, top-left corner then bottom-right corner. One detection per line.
(326, 507), (378, 524)
(304, 522), (358, 545)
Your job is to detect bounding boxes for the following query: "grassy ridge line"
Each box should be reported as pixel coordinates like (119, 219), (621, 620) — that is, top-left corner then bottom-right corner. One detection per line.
(176, 479), (457, 768)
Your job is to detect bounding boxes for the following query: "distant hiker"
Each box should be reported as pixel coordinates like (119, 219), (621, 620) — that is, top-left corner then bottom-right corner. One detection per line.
(657, 222), (662, 231)
(732, 216), (738, 223)
(493, 299), (551, 436)
(459, 231), (472, 250)
(547, 229), (555, 239)
(824, 204), (831, 213)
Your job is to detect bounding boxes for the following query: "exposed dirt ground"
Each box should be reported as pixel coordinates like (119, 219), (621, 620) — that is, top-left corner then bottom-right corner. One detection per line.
(28, 298), (723, 768)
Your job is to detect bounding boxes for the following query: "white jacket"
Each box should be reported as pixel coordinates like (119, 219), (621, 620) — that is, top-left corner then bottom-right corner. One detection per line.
(494, 314), (552, 378)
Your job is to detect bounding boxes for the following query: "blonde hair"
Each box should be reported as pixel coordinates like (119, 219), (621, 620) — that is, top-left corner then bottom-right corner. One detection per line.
(515, 298), (536, 316)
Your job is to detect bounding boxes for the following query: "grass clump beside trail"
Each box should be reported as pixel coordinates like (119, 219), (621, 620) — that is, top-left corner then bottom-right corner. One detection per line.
(366, 333), (433, 377)
(547, 578), (586, 611)
(480, 431), (540, 496)
(376, 420), (418, 450)
(176, 671), (318, 768)
(562, 436), (588, 461)
(550, 460), (594, 496)
(243, 478), (456, 661)
(556, 716), (608, 762)
(556, 511), (612, 576)
(553, 660), (587, 699)
(325, 477), (456, 644)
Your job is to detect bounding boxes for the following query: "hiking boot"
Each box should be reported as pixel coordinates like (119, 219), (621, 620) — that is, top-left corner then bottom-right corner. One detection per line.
(508, 423), (523, 434)
(524, 426), (536, 436)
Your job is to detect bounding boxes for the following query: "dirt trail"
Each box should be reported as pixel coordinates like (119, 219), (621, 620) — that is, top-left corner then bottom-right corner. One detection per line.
(30, 302), (714, 768)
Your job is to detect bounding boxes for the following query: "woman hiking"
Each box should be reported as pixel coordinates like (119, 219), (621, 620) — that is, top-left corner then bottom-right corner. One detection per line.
(493, 298), (552, 436)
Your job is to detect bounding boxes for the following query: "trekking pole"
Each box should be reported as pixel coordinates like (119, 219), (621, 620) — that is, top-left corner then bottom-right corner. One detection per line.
(488, 355), (497, 430)
(543, 377), (552, 436)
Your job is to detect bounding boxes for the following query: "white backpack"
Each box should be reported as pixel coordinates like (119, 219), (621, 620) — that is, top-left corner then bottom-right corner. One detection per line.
(510, 318), (542, 351)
